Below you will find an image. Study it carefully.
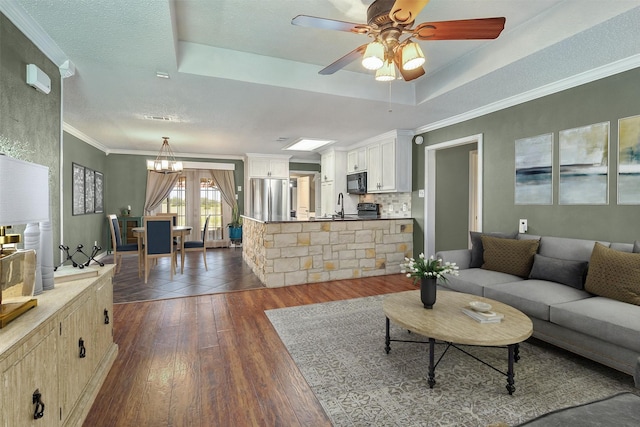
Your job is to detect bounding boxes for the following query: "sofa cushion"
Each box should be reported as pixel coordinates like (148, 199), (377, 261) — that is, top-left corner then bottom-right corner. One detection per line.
(550, 296), (640, 353)
(481, 236), (540, 278)
(610, 242), (634, 253)
(439, 268), (522, 297)
(585, 243), (640, 306)
(469, 231), (518, 268)
(538, 236), (609, 262)
(484, 280), (592, 321)
(529, 254), (589, 289)
(634, 240), (640, 253)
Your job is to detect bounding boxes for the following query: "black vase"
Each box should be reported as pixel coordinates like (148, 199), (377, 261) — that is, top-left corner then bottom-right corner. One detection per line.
(420, 277), (437, 309)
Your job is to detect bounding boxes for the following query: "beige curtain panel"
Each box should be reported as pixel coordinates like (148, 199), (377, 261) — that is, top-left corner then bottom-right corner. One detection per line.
(144, 171), (180, 214)
(210, 170), (237, 211)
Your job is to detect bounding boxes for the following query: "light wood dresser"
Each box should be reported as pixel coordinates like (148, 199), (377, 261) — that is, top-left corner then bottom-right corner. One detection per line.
(0, 265), (118, 426)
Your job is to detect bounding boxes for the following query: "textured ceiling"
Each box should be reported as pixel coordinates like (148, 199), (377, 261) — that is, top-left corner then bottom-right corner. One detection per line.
(7, 0), (640, 162)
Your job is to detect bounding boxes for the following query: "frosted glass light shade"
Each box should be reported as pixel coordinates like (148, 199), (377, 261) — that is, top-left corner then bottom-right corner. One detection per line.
(362, 42), (384, 70)
(0, 155), (50, 225)
(375, 61), (396, 81)
(402, 42), (425, 71)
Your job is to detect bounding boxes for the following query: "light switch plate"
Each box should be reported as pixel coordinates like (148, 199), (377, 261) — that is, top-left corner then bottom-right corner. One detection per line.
(418, 189), (425, 198)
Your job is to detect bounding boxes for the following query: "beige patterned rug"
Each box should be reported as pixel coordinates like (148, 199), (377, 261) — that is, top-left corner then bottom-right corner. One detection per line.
(266, 295), (638, 427)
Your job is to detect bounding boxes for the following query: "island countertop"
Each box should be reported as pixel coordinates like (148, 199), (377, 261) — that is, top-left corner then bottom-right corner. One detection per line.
(240, 214), (413, 224)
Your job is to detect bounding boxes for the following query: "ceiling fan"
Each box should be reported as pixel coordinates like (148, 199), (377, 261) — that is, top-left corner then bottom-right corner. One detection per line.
(292, 0), (506, 82)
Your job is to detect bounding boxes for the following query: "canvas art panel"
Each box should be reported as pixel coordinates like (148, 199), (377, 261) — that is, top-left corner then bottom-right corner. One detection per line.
(559, 122), (609, 205)
(515, 133), (553, 205)
(618, 114), (640, 204)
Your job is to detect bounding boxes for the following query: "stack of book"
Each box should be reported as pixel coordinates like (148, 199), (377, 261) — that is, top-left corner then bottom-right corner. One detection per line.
(462, 308), (504, 323)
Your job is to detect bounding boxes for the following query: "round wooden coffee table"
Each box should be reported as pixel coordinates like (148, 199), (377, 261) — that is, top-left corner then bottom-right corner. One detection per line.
(383, 290), (533, 394)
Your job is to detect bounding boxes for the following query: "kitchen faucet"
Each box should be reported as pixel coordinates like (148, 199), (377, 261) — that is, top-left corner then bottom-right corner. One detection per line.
(336, 192), (344, 219)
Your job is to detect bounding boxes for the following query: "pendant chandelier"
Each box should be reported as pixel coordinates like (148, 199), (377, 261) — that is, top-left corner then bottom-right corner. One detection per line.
(146, 137), (183, 173)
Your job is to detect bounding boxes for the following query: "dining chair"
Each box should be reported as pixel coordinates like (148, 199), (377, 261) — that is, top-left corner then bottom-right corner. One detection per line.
(143, 217), (176, 284)
(107, 214), (139, 274)
(180, 215), (210, 271)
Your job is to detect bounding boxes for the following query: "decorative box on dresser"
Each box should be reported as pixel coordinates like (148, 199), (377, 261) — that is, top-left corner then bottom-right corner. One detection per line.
(0, 265), (118, 427)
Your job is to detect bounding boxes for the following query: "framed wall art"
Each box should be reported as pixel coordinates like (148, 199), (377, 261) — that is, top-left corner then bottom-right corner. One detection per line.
(618, 114), (640, 204)
(559, 122), (609, 205)
(515, 133), (553, 205)
(72, 163), (104, 215)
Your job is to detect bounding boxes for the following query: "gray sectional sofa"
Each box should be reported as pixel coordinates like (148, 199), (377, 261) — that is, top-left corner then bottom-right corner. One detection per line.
(436, 234), (640, 388)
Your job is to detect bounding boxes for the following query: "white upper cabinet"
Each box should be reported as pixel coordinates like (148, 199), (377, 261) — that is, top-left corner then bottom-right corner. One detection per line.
(364, 130), (412, 193)
(347, 147), (367, 173)
(247, 155), (290, 178)
(320, 151), (335, 182)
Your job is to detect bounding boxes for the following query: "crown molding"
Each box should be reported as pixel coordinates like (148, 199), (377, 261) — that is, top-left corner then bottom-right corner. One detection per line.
(0, 1), (68, 68)
(415, 54), (640, 134)
(63, 123), (109, 153)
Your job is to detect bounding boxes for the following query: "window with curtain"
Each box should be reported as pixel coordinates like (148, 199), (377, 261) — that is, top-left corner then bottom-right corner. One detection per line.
(160, 176), (186, 225)
(154, 169), (231, 246)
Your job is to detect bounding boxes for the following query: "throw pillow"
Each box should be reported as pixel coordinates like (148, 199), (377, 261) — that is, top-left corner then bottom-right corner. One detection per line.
(470, 231), (518, 268)
(585, 242), (640, 306)
(481, 236), (540, 278)
(633, 240), (640, 254)
(529, 254), (589, 289)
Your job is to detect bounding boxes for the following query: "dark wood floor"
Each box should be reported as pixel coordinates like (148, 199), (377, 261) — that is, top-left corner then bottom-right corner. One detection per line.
(103, 247), (265, 304)
(83, 273), (415, 426)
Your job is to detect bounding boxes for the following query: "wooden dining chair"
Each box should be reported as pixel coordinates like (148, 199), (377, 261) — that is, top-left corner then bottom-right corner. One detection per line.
(180, 215), (210, 271)
(107, 214), (139, 274)
(143, 217), (176, 284)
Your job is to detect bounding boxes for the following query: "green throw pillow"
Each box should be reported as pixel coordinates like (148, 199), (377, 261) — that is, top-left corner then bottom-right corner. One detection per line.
(470, 231), (518, 268)
(481, 235), (540, 278)
(585, 242), (640, 306)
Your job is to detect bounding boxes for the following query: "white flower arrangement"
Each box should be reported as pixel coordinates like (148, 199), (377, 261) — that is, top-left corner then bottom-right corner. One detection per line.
(400, 253), (459, 285)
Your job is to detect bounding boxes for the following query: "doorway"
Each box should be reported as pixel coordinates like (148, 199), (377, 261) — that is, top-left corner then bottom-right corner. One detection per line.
(424, 134), (483, 255)
(290, 171), (319, 220)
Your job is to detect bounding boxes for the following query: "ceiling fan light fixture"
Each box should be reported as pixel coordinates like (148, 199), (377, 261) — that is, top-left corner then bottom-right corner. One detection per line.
(402, 42), (425, 71)
(375, 61), (396, 82)
(362, 41), (384, 70)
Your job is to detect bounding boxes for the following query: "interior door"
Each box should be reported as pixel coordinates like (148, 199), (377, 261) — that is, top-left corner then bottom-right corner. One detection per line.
(296, 176), (310, 220)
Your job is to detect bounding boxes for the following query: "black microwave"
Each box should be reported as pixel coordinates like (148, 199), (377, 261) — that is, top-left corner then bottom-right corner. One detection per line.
(347, 171), (367, 194)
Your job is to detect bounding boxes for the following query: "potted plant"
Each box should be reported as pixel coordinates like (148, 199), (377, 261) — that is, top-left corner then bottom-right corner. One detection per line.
(228, 205), (242, 241)
(400, 254), (458, 309)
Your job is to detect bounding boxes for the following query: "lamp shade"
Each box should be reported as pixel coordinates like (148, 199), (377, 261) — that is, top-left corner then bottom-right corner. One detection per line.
(362, 41), (384, 70)
(0, 155), (50, 225)
(402, 42), (425, 71)
(375, 61), (396, 82)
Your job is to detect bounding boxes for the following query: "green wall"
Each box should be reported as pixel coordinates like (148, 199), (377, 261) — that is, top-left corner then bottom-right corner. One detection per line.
(0, 13), (62, 263)
(413, 67), (640, 253)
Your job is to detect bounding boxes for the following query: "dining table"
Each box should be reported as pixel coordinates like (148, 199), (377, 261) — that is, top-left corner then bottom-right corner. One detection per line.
(132, 225), (193, 275)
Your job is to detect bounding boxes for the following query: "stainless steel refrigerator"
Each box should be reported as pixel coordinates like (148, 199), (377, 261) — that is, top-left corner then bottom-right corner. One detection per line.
(249, 178), (289, 222)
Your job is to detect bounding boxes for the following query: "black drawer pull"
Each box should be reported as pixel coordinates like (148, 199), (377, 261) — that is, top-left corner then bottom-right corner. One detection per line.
(33, 389), (45, 419)
(104, 308), (110, 325)
(79, 337), (86, 358)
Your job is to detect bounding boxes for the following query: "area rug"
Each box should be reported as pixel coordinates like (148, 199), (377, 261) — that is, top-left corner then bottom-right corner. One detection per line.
(265, 295), (638, 427)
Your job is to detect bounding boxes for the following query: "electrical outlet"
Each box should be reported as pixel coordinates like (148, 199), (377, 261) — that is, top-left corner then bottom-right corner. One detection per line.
(402, 203), (407, 211)
(418, 189), (425, 198)
(519, 219), (528, 233)
(388, 204), (394, 212)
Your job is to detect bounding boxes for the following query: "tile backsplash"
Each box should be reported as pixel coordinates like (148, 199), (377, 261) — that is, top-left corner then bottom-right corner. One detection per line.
(360, 193), (412, 218)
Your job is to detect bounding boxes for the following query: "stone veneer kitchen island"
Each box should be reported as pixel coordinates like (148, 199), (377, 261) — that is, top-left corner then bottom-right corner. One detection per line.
(242, 216), (413, 287)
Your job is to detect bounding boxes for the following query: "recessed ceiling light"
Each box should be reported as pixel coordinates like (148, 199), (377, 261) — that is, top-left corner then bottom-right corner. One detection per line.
(283, 138), (335, 151)
(156, 71), (170, 79)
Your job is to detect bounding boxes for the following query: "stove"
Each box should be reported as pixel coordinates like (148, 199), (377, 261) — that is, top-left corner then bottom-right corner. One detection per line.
(357, 203), (380, 218)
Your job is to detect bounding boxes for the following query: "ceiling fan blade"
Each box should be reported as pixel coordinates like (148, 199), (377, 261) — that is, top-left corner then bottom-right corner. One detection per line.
(413, 17), (506, 40)
(394, 52), (425, 82)
(389, 0), (430, 25)
(319, 44), (368, 75)
(292, 15), (371, 34)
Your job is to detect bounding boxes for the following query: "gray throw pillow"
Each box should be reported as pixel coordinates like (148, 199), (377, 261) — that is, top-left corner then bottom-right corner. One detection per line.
(633, 240), (640, 253)
(470, 231), (518, 268)
(529, 254), (589, 289)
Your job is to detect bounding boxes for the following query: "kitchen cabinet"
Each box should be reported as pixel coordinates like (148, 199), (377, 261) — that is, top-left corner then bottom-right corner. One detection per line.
(0, 266), (118, 427)
(320, 151), (335, 182)
(247, 156), (289, 178)
(321, 181), (335, 217)
(366, 135), (411, 193)
(347, 147), (367, 173)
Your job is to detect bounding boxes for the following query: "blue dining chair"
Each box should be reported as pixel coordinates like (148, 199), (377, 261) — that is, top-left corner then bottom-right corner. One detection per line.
(143, 217), (176, 283)
(107, 214), (139, 274)
(180, 215), (210, 271)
